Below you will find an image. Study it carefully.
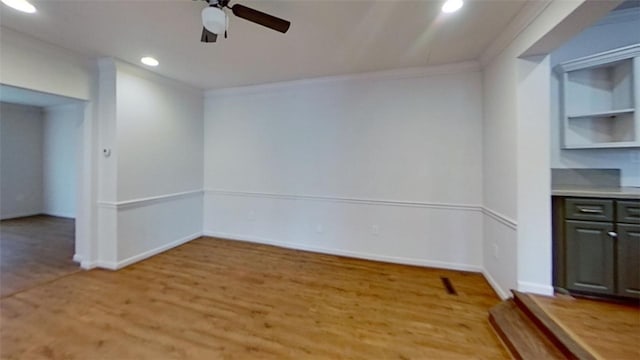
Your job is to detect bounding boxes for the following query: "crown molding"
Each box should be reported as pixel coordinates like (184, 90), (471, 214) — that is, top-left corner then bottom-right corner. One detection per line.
(97, 57), (203, 95)
(555, 43), (640, 73)
(205, 61), (480, 98)
(479, 1), (552, 66)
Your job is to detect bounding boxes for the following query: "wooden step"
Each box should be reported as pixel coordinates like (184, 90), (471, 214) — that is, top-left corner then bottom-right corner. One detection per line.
(489, 299), (565, 360)
(511, 291), (596, 360)
(489, 290), (598, 360)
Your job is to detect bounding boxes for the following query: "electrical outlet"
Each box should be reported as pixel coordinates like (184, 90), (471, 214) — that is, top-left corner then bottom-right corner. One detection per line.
(316, 225), (324, 234)
(492, 243), (499, 259)
(371, 225), (380, 236)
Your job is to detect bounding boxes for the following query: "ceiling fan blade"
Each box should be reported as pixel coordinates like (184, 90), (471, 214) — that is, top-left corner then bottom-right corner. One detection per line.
(231, 4), (290, 33)
(201, 27), (218, 43)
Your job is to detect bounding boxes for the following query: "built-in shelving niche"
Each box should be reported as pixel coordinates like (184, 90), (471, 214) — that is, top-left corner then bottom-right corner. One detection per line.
(557, 44), (640, 149)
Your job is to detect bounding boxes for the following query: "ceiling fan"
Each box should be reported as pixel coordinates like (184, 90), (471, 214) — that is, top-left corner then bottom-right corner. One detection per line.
(197, 0), (291, 43)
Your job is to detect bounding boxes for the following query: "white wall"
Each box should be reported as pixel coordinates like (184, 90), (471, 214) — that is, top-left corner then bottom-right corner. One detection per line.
(482, 51), (519, 298)
(0, 27), (92, 101)
(481, 0), (619, 297)
(116, 65), (204, 201)
(516, 55), (552, 295)
(204, 63), (485, 271)
(0, 26), (97, 269)
(92, 60), (204, 268)
(0, 102), (44, 219)
(550, 9), (640, 187)
(42, 104), (81, 218)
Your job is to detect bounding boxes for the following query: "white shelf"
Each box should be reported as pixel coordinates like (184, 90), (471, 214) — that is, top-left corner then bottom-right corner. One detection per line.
(564, 141), (640, 150)
(567, 108), (634, 120)
(558, 46), (640, 149)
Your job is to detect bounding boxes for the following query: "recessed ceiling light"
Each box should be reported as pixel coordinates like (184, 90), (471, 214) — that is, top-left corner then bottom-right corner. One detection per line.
(140, 57), (159, 67)
(442, 0), (463, 13)
(1, 0), (36, 13)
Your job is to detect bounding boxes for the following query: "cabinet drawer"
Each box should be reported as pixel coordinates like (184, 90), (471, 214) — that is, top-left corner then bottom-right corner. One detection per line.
(617, 200), (640, 224)
(564, 198), (613, 222)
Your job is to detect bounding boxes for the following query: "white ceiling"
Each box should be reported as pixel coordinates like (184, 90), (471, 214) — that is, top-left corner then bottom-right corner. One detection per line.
(0, 0), (527, 90)
(0, 84), (82, 107)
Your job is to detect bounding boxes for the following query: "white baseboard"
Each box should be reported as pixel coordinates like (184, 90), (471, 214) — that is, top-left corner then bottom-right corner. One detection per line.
(42, 211), (75, 219)
(203, 230), (482, 273)
(84, 232), (203, 271)
(94, 260), (118, 270)
(518, 281), (554, 296)
(482, 268), (511, 300)
(110, 232), (202, 270)
(72, 254), (83, 263)
(0, 211), (41, 220)
(80, 260), (97, 270)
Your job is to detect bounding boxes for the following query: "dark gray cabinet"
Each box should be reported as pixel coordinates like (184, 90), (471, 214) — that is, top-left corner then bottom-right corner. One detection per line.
(565, 220), (615, 294)
(553, 196), (640, 300)
(617, 224), (640, 297)
(564, 198), (613, 222)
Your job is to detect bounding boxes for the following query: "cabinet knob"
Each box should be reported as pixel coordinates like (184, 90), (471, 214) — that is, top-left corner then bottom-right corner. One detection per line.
(608, 231), (618, 238)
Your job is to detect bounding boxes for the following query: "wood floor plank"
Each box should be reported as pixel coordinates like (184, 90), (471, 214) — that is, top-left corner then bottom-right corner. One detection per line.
(1, 237), (508, 359)
(0, 215), (79, 298)
(532, 294), (640, 360)
(512, 291), (596, 360)
(489, 299), (565, 359)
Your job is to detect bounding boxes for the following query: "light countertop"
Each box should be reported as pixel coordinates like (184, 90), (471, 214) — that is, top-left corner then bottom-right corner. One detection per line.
(552, 186), (640, 199)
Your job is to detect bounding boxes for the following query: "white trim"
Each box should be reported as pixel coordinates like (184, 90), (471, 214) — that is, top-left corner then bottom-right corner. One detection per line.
(93, 260), (118, 270)
(203, 231), (482, 273)
(0, 211), (42, 220)
(518, 281), (554, 296)
(482, 207), (518, 230)
(80, 260), (97, 270)
(482, 268), (511, 300)
(72, 254), (83, 263)
(479, 0), (552, 66)
(94, 232), (203, 270)
(205, 61), (480, 97)
(98, 190), (203, 210)
(42, 211), (75, 219)
(0, 212), (76, 220)
(205, 189), (482, 212)
(114, 59), (203, 95)
(555, 44), (640, 73)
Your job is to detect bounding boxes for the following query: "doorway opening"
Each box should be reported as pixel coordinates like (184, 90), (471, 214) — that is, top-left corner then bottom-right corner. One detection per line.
(0, 84), (86, 297)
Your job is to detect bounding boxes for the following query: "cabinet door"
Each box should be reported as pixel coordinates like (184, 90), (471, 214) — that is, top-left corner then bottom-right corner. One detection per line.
(617, 224), (640, 298)
(565, 220), (615, 294)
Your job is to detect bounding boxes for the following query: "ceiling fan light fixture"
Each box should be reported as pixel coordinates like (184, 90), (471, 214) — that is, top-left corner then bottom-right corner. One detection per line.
(202, 6), (227, 34)
(442, 0), (463, 13)
(1, 0), (36, 13)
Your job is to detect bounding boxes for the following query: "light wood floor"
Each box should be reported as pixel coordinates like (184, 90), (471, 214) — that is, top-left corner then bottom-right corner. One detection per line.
(0, 215), (79, 298)
(1, 237), (508, 359)
(532, 294), (640, 360)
